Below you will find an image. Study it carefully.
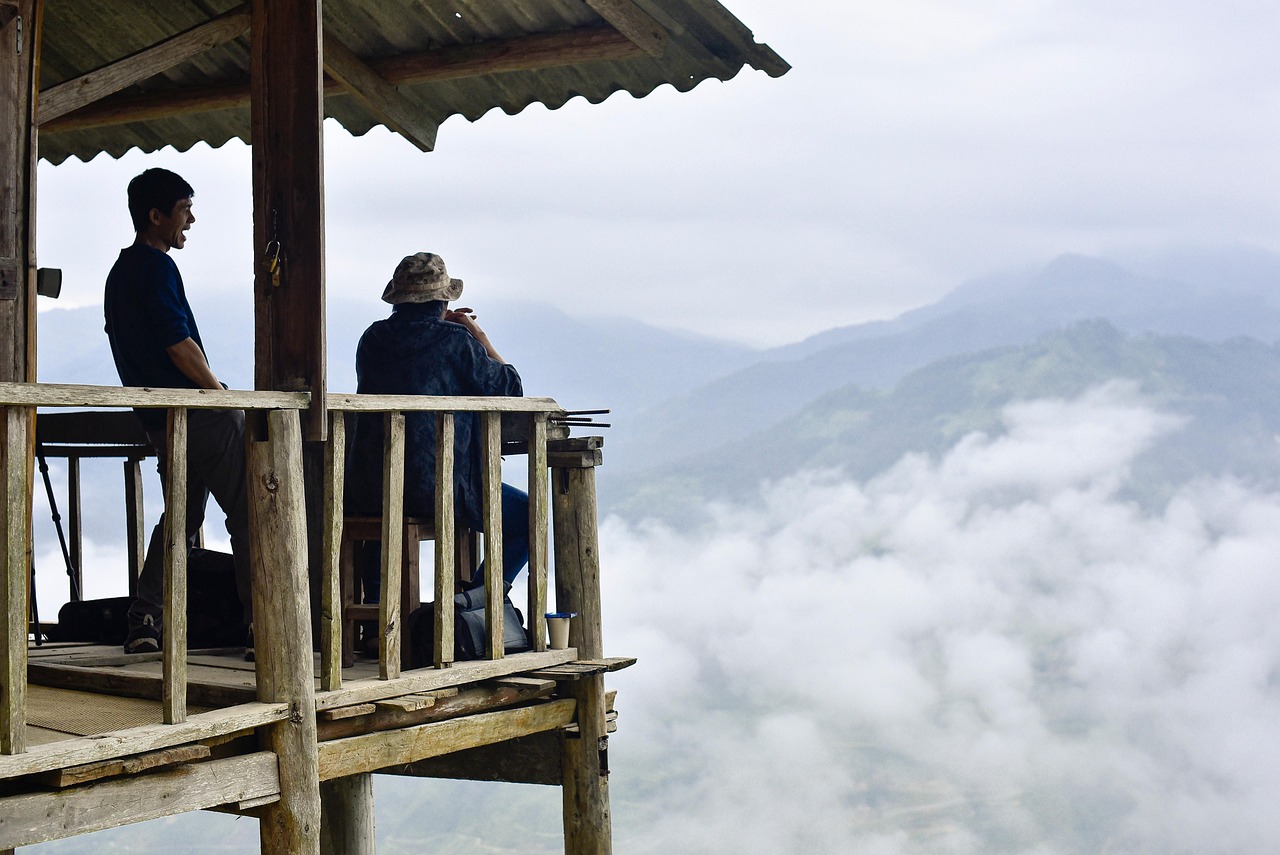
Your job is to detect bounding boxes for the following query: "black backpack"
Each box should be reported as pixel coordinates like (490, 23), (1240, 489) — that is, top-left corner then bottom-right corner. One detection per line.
(409, 585), (529, 668)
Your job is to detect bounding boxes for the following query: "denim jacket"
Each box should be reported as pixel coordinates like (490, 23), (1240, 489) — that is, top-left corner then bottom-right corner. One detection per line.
(345, 303), (523, 527)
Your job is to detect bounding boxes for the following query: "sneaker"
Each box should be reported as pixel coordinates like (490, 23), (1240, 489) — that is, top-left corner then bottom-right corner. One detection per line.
(124, 614), (161, 654)
(244, 623), (255, 662)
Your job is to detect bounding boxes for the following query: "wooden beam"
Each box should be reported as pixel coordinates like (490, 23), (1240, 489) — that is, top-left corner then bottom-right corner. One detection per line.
(251, 0), (327, 442)
(35, 743), (210, 789)
(1, 407), (29, 754)
(585, 0), (669, 58)
(481, 411), (504, 659)
(319, 774), (374, 855)
(379, 412), (405, 679)
(36, 5), (250, 124)
(0, 0), (37, 385)
(316, 678), (552, 742)
(0, 381), (308, 410)
(320, 410), (345, 691)
(317, 699), (575, 780)
(322, 30), (436, 152)
(0, 752), (279, 850)
(433, 412), (456, 668)
(529, 413), (549, 651)
(246, 406), (322, 854)
(563, 673), (612, 855)
(0, 702), (287, 781)
(40, 26), (642, 134)
(162, 407), (188, 724)
(386, 730), (563, 786)
(313, 648), (576, 711)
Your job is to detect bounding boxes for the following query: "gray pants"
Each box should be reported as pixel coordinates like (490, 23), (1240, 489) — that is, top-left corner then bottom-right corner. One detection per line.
(128, 409), (253, 628)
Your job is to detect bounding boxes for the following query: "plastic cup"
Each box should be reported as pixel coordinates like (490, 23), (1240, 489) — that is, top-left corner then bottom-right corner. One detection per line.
(545, 612), (576, 650)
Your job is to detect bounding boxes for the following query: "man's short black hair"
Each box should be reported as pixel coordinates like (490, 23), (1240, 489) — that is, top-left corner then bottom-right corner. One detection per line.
(127, 168), (194, 232)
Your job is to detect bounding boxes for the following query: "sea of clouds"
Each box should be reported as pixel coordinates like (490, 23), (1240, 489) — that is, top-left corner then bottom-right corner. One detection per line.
(26, 381), (1280, 853)
(602, 381), (1280, 854)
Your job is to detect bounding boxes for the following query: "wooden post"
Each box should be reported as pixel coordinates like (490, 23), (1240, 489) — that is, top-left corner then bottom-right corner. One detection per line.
(551, 464), (603, 658)
(551, 441), (612, 854)
(527, 413), (549, 651)
(433, 412), (455, 668)
(379, 412), (405, 680)
(247, 408), (321, 855)
(250, 0), (326, 440)
(1, 406), (30, 755)
(0, 0), (38, 385)
(319, 774), (375, 855)
(162, 407), (188, 725)
(123, 457), (144, 598)
(319, 410), (344, 691)
(481, 411), (503, 658)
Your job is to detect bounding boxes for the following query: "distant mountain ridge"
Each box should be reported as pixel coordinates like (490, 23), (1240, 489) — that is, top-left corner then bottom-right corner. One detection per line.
(610, 248), (1280, 475)
(607, 319), (1280, 522)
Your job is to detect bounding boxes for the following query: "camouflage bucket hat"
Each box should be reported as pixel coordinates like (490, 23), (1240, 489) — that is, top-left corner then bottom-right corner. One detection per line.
(382, 252), (464, 304)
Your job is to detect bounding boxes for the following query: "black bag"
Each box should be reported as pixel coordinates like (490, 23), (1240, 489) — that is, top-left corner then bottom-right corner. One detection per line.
(49, 548), (244, 647)
(409, 585), (529, 668)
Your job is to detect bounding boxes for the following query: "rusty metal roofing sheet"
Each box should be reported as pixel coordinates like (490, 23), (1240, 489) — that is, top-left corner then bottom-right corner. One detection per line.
(36, 0), (788, 164)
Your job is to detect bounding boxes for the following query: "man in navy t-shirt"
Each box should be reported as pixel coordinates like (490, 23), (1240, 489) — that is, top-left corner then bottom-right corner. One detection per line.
(104, 168), (253, 658)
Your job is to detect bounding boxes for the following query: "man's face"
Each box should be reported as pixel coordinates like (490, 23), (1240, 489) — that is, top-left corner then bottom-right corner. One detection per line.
(151, 197), (195, 250)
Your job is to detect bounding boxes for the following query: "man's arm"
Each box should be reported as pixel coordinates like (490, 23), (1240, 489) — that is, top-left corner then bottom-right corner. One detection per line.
(165, 337), (223, 390)
(445, 307), (506, 363)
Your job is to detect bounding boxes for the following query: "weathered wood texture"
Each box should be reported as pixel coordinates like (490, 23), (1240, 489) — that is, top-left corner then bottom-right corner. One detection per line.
(162, 407), (188, 724)
(313, 648), (576, 711)
(319, 773), (375, 855)
(318, 699), (575, 780)
(551, 461), (605, 659)
(585, 0), (669, 57)
(41, 27), (643, 134)
(37, 5), (250, 123)
(251, 0), (326, 440)
(316, 678), (554, 742)
(481, 411), (504, 658)
(330, 393), (561, 413)
(246, 407), (321, 854)
(322, 30), (436, 151)
(528, 413), (549, 651)
(35, 743), (210, 789)
(320, 410), (345, 690)
(563, 673), (613, 855)
(1, 407), (30, 753)
(0, 701), (287, 780)
(379, 412), (405, 678)
(0, 382), (308, 409)
(124, 457), (145, 595)
(0, 0), (37, 385)
(0, 752), (279, 850)
(389, 729), (563, 785)
(433, 412), (456, 668)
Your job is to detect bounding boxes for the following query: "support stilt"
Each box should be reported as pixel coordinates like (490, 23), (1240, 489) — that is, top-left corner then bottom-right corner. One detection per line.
(320, 774), (375, 855)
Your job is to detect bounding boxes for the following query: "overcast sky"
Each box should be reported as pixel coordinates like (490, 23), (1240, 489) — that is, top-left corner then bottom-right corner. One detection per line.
(36, 0), (1280, 347)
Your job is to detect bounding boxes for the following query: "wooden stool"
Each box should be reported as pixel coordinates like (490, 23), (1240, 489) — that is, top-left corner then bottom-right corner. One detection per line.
(339, 516), (475, 668)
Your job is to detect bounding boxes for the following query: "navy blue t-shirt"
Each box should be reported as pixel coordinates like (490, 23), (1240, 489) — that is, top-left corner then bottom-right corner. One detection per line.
(103, 244), (205, 430)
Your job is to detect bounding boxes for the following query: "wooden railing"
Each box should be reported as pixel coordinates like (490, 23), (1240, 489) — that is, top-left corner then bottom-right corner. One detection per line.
(0, 382), (308, 753)
(0, 382), (574, 756)
(319, 394), (561, 689)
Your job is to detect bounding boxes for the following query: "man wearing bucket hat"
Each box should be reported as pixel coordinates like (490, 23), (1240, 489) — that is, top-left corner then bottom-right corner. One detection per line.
(345, 253), (529, 621)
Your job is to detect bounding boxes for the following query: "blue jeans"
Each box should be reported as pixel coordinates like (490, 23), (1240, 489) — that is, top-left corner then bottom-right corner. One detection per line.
(358, 483), (530, 601)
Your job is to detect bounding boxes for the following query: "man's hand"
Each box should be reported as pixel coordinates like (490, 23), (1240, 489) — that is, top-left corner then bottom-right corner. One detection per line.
(165, 337), (224, 390)
(444, 306), (506, 364)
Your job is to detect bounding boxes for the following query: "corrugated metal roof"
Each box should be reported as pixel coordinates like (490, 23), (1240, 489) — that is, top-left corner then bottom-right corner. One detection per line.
(36, 0), (788, 164)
